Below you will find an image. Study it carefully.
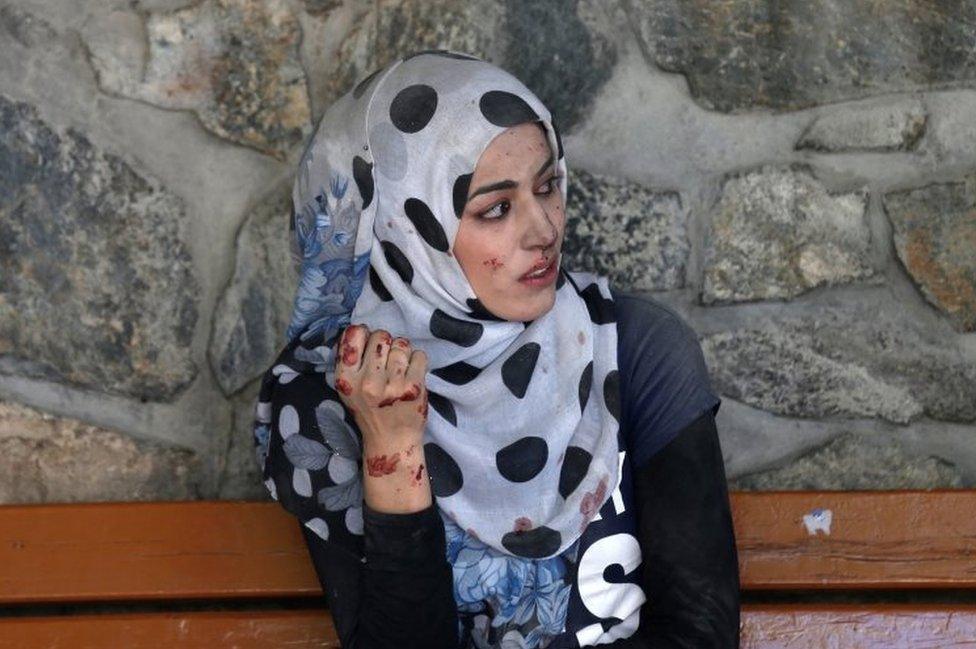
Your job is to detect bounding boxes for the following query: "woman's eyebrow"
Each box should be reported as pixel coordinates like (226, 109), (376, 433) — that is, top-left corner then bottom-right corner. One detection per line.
(467, 152), (556, 203)
(467, 179), (516, 201)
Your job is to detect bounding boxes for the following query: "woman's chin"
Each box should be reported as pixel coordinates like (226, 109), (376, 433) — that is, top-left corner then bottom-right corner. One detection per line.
(485, 287), (556, 323)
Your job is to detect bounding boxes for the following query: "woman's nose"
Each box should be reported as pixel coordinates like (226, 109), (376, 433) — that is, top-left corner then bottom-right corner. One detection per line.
(522, 198), (558, 250)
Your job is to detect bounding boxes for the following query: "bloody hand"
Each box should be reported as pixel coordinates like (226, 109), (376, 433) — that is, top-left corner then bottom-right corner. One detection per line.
(333, 324), (429, 473)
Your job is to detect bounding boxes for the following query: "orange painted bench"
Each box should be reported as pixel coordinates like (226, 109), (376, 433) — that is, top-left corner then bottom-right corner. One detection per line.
(0, 491), (974, 647)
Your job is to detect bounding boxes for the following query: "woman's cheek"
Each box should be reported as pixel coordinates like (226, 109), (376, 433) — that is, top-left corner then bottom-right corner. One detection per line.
(552, 201), (565, 228)
(481, 255), (506, 272)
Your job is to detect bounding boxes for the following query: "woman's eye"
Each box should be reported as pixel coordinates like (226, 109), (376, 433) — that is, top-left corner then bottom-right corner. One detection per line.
(538, 175), (562, 195)
(479, 200), (509, 220)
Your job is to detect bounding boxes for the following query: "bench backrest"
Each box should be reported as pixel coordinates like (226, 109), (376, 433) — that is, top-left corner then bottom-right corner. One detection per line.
(1, 491), (974, 647)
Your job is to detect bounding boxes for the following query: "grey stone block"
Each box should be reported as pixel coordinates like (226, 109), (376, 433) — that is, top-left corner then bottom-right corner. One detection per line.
(312, 0), (614, 131)
(701, 303), (976, 424)
(500, 0), (617, 131)
(209, 181), (297, 396)
(704, 328), (921, 424)
(84, 0), (311, 159)
(311, 0), (504, 120)
(702, 166), (873, 304)
(564, 169), (687, 291)
(0, 96), (199, 401)
(883, 177), (976, 333)
(0, 400), (203, 504)
(628, 0), (976, 113)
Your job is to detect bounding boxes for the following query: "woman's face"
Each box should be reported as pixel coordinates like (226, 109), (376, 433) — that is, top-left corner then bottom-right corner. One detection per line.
(453, 122), (565, 322)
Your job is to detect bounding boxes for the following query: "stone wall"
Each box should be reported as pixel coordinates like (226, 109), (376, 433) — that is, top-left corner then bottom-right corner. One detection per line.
(1, 0), (973, 503)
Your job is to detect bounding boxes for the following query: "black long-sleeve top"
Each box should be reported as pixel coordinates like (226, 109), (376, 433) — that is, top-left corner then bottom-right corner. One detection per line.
(300, 293), (740, 647)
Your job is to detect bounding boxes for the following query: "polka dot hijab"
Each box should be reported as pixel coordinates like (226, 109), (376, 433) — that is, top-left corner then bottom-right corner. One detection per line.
(254, 51), (620, 573)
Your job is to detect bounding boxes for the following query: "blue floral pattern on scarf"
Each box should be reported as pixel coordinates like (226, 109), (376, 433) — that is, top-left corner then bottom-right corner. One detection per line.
(287, 173), (369, 342)
(445, 515), (575, 647)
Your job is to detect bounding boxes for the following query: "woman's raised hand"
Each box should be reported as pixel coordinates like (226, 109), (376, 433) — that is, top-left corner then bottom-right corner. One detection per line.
(334, 324), (433, 513)
(334, 324), (429, 442)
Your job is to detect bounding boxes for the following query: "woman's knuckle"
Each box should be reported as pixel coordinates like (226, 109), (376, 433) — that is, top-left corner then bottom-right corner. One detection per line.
(361, 381), (382, 401)
(348, 324), (367, 339)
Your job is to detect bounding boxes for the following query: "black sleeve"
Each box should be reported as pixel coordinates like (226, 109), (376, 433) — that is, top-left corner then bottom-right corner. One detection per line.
(301, 503), (459, 649)
(633, 410), (741, 648)
(574, 412), (739, 649)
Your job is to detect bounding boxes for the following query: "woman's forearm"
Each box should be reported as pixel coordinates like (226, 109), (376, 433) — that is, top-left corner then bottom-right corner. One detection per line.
(359, 503), (458, 647)
(362, 440), (433, 514)
(633, 411), (741, 648)
(335, 325), (434, 515)
(302, 503), (458, 649)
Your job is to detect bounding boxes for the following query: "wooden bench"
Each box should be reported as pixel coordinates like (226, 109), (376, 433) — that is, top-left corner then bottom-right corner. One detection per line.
(1, 491), (974, 647)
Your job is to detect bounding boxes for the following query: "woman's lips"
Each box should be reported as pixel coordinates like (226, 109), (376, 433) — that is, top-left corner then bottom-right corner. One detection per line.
(519, 255), (559, 286)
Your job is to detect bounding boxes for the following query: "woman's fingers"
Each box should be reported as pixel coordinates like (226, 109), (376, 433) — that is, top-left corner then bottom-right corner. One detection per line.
(334, 326), (428, 419)
(386, 338), (411, 378)
(361, 329), (393, 401)
(405, 349), (429, 421)
(337, 325), (369, 372)
(334, 325), (368, 398)
(405, 348), (428, 385)
(364, 329), (393, 374)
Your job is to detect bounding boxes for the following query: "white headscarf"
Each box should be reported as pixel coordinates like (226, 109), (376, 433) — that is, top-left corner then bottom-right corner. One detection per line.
(255, 50), (621, 562)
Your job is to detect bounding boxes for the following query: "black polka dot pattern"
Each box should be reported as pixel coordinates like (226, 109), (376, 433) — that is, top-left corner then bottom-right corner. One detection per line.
(466, 298), (504, 321)
(390, 84), (438, 133)
(558, 446), (592, 498)
(404, 198), (449, 252)
(453, 173), (472, 218)
(427, 390), (457, 426)
(578, 360), (593, 413)
(352, 156), (374, 209)
(432, 361), (481, 385)
(501, 526), (561, 558)
(424, 442), (463, 497)
(579, 282), (616, 324)
(430, 309), (483, 347)
(555, 268), (566, 289)
(369, 266), (393, 301)
(496, 436), (548, 483)
(604, 370), (620, 423)
(479, 90), (539, 127)
(381, 240), (413, 285)
(353, 67), (382, 99)
(501, 342), (541, 399)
